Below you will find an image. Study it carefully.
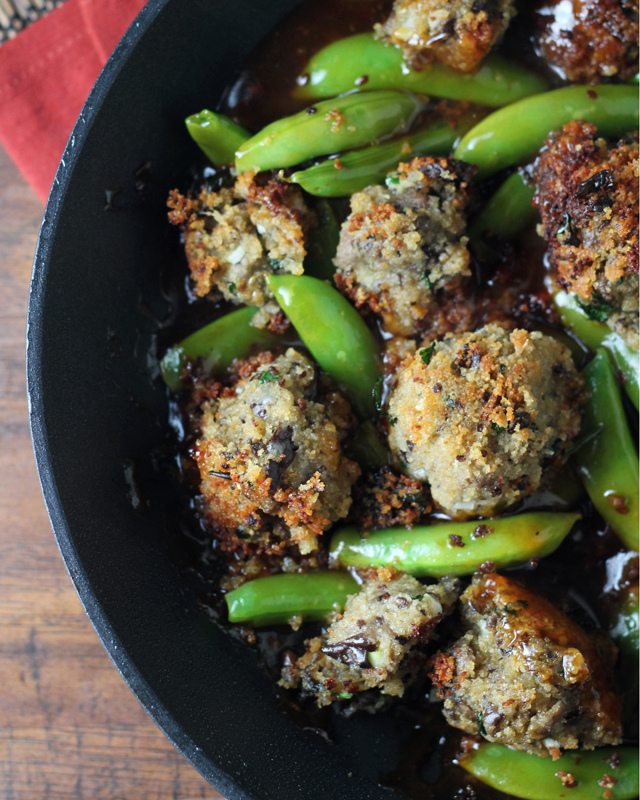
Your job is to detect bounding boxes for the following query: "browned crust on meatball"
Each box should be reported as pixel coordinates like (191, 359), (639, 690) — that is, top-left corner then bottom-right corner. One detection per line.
(334, 156), (475, 337)
(167, 173), (315, 309)
(192, 349), (360, 555)
(281, 572), (460, 708)
(533, 0), (639, 83)
(429, 574), (623, 757)
(351, 466), (433, 530)
(388, 325), (586, 518)
(377, 0), (517, 72)
(533, 121), (639, 348)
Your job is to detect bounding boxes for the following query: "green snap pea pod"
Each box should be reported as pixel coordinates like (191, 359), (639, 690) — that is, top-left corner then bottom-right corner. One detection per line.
(460, 743), (639, 800)
(455, 85), (639, 179)
(468, 172), (536, 257)
(303, 200), (340, 281)
(235, 91), (421, 174)
(575, 350), (639, 551)
(345, 421), (389, 470)
(161, 306), (283, 391)
(266, 274), (382, 419)
(329, 512), (579, 577)
(296, 33), (546, 106)
(185, 110), (250, 166)
(609, 581), (639, 717)
(225, 571), (359, 626)
(610, 581), (639, 658)
(290, 115), (475, 197)
(554, 291), (639, 411)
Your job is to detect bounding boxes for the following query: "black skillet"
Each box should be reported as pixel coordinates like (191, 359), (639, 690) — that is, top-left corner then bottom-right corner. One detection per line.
(26, 0), (417, 797)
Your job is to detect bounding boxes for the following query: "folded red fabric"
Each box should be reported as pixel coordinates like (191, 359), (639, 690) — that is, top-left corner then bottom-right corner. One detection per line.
(0, 0), (146, 203)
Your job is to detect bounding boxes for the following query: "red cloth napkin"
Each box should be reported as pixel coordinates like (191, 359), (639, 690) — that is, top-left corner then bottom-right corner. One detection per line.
(0, 0), (146, 203)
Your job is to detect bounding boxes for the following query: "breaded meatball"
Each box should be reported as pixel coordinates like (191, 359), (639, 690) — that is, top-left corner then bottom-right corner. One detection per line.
(334, 157), (475, 336)
(167, 172), (315, 324)
(533, 0), (639, 82)
(193, 348), (360, 555)
(429, 573), (623, 757)
(281, 570), (459, 708)
(387, 324), (585, 518)
(376, 0), (517, 72)
(533, 122), (639, 349)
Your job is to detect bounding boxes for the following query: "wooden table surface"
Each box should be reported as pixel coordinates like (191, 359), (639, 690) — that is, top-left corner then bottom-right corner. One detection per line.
(0, 142), (225, 799)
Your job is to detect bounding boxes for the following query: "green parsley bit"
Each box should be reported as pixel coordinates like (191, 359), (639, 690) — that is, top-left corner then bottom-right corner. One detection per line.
(258, 370), (281, 384)
(577, 291), (613, 323)
(419, 343), (436, 365)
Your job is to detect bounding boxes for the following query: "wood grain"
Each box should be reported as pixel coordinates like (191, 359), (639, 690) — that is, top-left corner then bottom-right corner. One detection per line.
(0, 143), (224, 799)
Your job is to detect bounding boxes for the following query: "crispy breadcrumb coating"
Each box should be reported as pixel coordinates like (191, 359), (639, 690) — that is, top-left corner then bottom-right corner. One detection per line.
(430, 573), (623, 757)
(388, 324), (585, 518)
(533, 121), (639, 350)
(281, 570), (459, 707)
(193, 349), (360, 555)
(167, 173), (315, 325)
(376, 0), (517, 72)
(351, 466), (432, 530)
(334, 156), (475, 336)
(532, 0), (639, 83)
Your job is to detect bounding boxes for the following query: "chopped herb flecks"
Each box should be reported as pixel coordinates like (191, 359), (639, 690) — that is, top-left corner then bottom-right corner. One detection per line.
(420, 343), (436, 366)
(258, 369), (281, 384)
(421, 271), (433, 290)
(578, 290), (613, 322)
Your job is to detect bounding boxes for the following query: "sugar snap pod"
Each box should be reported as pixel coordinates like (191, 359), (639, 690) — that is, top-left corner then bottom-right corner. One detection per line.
(455, 85), (639, 178)
(329, 513), (580, 577)
(161, 307), (284, 391)
(554, 291), (639, 411)
(290, 115), (475, 197)
(185, 110), (249, 166)
(468, 172), (536, 257)
(266, 274), (382, 419)
(460, 743), (638, 800)
(225, 571), (359, 626)
(574, 350), (639, 551)
(296, 33), (546, 106)
(235, 90), (421, 174)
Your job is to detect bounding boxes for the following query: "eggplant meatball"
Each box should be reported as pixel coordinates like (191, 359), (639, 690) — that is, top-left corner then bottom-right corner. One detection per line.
(532, 0), (639, 83)
(429, 574), (623, 757)
(376, 0), (517, 72)
(281, 570), (459, 708)
(193, 349), (360, 555)
(533, 121), (639, 350)
(168, 172), (315, 325)
(334, 156), (475, 336)
(387, 324), (585, 518)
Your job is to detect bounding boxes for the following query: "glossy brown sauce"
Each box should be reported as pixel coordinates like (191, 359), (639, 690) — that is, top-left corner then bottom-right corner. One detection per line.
(221, 0), (393, 130)
(160, 2), (639, 797)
